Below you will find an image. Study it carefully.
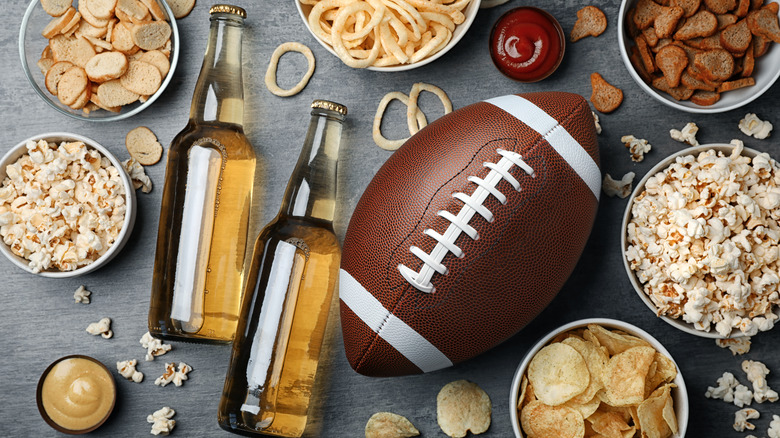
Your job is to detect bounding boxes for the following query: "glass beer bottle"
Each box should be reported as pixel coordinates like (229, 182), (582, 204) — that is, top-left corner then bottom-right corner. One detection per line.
(218, 101), (347, 437)
(148, 5), (256, 343)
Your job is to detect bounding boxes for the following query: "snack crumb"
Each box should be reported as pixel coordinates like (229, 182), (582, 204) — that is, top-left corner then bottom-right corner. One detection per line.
(621, 135), (651, 162)
(147, 407), (175, 436)
(602, 172), (635, 198)
(73, 285), (91, 304)
(86, 317), (112, 339)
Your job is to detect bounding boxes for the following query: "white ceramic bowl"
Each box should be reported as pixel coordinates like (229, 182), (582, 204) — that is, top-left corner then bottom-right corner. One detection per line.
(509, 318), (689, 438)
(295, 0), (481, 71)
(19, 0), (180, 122)
(621, 144), (776, 338)
(0, 133), (137, 277)
(617, 0), (780, 113)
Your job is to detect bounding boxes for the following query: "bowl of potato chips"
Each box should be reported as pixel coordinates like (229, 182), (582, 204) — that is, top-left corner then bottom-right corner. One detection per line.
(295, 0), (481, 71)
(510, 318), (688, 438)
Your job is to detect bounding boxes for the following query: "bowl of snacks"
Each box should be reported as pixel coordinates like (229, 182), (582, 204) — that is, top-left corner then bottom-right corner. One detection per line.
(510, 318), (688, 438)
(295, 0), (481, 71)
(0, 133), (136, 277)
(617, 0), (780, 113)
(19, 0), (179, 121)
(622, 143), (780, 338)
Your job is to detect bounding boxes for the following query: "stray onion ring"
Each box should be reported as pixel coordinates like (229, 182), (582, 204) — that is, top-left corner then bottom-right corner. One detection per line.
(373, 91), (427, 151)
(374, 82), (453, 151)
(406, 82), (452, 136)
(265, 42), (316, 97)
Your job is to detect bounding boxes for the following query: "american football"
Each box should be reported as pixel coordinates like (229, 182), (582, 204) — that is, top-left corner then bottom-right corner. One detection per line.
(340, 91), (601, 377)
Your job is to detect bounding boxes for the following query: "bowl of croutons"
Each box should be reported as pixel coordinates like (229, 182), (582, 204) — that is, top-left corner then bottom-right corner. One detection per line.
(618, 0), (780, 113)
(19, 0), (179, 121)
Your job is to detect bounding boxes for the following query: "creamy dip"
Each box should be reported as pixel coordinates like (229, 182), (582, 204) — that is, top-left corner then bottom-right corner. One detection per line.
(40, 357), (115, 431)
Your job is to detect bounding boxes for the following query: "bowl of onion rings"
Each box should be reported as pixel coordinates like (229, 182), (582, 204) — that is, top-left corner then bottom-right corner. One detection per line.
(296, 0), (481, 71)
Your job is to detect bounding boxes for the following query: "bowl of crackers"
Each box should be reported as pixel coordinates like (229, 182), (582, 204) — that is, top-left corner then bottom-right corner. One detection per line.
(295, 0), (481, 71)
(622, 143), (780, 338)
(19, 0), (179, 121)
(0, 132), (137, 278)
(510, 318), (688, 438)
(618, 0), (780, 113)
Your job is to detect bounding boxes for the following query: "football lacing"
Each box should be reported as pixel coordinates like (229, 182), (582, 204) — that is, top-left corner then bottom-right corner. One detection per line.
(398, 148), (535, 293)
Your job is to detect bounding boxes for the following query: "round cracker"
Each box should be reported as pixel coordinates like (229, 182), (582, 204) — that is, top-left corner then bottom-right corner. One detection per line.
(139, 50), (170, 77)
(119, 60), (162, 95)
(165, 0), (196, 19)
(57, 66), (89, 106)
(528, 343), (590, 406)
(126, 126), (163, 165)
(436, 380), (491, 438)
(41, 0), (73, 17)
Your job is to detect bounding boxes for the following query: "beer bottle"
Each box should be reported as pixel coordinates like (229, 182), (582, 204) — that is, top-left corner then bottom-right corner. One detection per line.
(149, 5), (256, 343)
(218, 101), (347, 437)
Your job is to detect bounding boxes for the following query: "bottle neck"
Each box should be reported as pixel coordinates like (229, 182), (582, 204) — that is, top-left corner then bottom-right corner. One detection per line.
(280, 109), (345, 223)
(189, 13), (244, 126)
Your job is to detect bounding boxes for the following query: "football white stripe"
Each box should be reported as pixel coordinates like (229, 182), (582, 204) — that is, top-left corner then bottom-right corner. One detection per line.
(339, 269), (453, 373)
(485, 95), (601, 200)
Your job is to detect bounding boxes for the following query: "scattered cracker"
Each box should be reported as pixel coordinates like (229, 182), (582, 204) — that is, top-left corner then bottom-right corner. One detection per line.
(570, 6), (607, 42)
(126, 126), (163, 165)
(365, 412), (420, 438)
(590, 72), (624, 113)
(165, 0), (196, 19)
(437, 380), (491, 438)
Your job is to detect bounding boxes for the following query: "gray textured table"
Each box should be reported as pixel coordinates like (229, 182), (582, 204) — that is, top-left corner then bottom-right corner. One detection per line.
(2, 0), (780, 437)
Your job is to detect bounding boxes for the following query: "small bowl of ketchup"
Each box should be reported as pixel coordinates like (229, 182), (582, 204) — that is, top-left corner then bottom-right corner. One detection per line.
(489, 7), (565, 83)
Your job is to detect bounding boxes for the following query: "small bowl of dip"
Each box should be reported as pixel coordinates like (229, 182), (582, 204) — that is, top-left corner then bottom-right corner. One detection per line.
(489, 7), (565, 82)
(37, 355), (116, 434)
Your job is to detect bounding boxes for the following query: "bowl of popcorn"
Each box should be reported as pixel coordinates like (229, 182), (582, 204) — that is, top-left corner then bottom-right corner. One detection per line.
(0, 133), (136, 277)
(510, 318), (688, 438)
(617, 0), (780, 113)
(622, 143), (780, 338)
(19, 0), (179, 121)
(295, 0), (481, 71)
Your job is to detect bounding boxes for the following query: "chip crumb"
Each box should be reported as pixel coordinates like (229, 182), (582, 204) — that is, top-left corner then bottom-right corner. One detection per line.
(73, 285), (91, 304)
(715, 337), (751, 355)
(603, 172), (636, 198)
(365, 412), (420, 438)
(437, 380), (491, 438)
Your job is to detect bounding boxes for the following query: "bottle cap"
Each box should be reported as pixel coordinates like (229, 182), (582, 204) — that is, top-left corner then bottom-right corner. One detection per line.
(210, 4), (247, 18)
(311, 100), (348, 116)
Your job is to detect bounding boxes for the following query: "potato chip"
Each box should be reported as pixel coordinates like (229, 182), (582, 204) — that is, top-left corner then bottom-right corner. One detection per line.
(521, 401), (585, 438)
(603, 346), (656, 406)
(528, 343), (590, 406)
(365, 412), (420, 438)
(585, 324), (651, 356)
(563, 393), (601, 420)
(562, 336), (609, 404)
(661, 385), (678, 435)
(645, 352), (678, 397)
(589, 410), (634, 438)
(436, 380), (491, 438)
(637, 384), (675, 438)
(518, 376), (528, 410)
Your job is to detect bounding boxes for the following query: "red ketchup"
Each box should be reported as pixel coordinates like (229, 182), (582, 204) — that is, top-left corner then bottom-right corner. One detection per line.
(490, 7), (565, 82)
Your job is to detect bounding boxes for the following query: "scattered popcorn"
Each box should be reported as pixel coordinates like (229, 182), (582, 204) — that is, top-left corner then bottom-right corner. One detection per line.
(592, 111), (602, 135)
(743, 360), (779, 403)
(670, 122), (700, 146)
(716, 337), (752, 355)
(735, 408), (760, 432)
(0, 140), (126, 272)
(740, 113), (773, 140)
(602, 172), (635, 198)
(147, 407), (175, 436)
(621, 135), (652, 162)
(769, 414), (780, 438)
(140, 332), (171, 361)
(122, 158), (152, 194)
(86, 317), (112, 339)
(155, 362), (192, 387)
(73, 285), (91, 304)
(626, 147), (780, 337)
(117, 359), (144, 383)
(735, 384), (755, 407)
(706, 372), (740, 402)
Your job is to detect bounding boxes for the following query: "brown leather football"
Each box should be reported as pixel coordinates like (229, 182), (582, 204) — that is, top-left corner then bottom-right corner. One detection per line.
(340, 92), (601, 377)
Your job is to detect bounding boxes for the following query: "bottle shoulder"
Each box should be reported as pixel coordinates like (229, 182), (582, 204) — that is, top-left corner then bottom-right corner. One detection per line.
(257, 216), (339, 251)
(170, 122), (256, 159)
